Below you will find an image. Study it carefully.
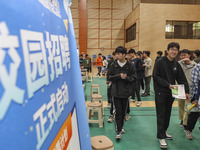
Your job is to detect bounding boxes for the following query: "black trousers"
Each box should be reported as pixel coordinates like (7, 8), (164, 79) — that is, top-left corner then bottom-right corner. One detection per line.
(155, 93), (174, 139)
(141, 78), (144, 90)
(186, 112), (200, 132)
(110, 97), (130, 115)
(107, 85), (111, 104)
(132, 80), (141, 101)
(144, 76), (151, 94)
(113, 97), (129, 132)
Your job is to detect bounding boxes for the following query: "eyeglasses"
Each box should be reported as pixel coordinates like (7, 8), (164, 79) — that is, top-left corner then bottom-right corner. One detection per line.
(169, 48), (178, 52)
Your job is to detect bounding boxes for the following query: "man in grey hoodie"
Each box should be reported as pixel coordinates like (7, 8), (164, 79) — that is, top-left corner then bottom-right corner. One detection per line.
(178, 49), (196, 128)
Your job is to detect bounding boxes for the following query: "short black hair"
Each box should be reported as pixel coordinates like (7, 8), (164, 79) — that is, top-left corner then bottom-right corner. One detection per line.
(128, 48), (136, 54)
(144, 51), (150, 57)
(98, 53), (102, 56)
(115, 46), (127, 54)
(80, 54), (83, 57)
(167, 42), (180, 50)
(194, 49), (200, 57)
(85, 54), (88, 57)
(180, 49), (191, 55)
(157, 51), (163, 56)
(137, 51), (143, 56)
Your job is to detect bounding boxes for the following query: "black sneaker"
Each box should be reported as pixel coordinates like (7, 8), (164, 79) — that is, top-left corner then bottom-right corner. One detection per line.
(115, 131), (122, 139)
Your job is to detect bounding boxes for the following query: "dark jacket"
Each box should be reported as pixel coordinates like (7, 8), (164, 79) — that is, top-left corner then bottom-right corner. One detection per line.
(107, 60), (137, 98)
(131, 58), (144, 79)
(153, 56), (189, 94)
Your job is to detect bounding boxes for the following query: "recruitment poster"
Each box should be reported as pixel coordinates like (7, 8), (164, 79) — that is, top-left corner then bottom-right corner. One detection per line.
(0, 0), (91, 149)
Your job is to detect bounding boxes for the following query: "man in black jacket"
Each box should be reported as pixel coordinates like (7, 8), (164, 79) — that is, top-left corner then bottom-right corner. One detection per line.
(107, 46), (136, 140)
(153, 42), (189, 149)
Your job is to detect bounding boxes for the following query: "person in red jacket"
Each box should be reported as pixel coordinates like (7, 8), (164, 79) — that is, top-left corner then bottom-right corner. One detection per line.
(96, 53), (103, 78)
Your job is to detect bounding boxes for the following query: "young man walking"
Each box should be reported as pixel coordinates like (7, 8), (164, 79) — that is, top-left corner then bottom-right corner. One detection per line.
(96, 53), (103, 78)
(107, 46), (136, 139)
(153, 42), (189, 149)
(141, 51), (152, 97)
(129, 49), (143, 106)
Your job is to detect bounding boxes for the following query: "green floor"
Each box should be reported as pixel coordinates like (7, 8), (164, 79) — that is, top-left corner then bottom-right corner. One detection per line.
(85, 78), (200, 150)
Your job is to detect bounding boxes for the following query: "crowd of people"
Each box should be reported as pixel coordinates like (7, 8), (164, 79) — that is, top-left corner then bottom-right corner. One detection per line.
(79, 44), (200, 149)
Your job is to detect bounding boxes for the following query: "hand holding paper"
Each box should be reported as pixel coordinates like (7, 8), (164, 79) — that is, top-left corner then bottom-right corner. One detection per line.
(171, 84), (186, 99)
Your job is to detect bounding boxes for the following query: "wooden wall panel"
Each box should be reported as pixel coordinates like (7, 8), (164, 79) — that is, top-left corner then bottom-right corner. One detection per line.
(139, 3), (200, 64)
(100, 40), (111, 48)
(71, 9), (79, 18)
(113, 0), (124, 9)
(73, 19), (79, 28)
(112, 30), (124, 39)
(74, 29), (79, 38)
(100, 30), (111, 38)
(88, 29), (99, 38)
(112, 10), (124, 19)
(88, 0), (99, 8)
(88, 9), (99, 18)
(100, 10), (111, 18)
(88, 19), (99, 28)
(100, 0), (111, 8)
(88, 39), (99, 48)
(112, 20), (124, 29)
(112, 40), (124, 48)
(100, 19), (111, 28)
(71, 0), (78, 8)
(76, 39), (79, 48)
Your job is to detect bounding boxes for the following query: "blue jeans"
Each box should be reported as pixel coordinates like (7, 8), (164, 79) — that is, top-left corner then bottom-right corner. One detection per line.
(97, 66), (102, 76)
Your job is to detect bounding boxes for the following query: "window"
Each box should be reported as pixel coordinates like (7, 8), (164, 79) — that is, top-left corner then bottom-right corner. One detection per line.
(126, 23), (136, 42)
(165, 21), (200, 39)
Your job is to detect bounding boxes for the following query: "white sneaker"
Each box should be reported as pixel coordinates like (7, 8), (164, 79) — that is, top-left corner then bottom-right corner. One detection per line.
(185, 130), (193, 140)
(121, 128), (125, 134)
(159, 139), (168, 149)
(130, 99), (135, 103)
(137, 101), (142, 107)
(99, 76), (101, 79)
(141, 90), (145, 94)
(166, 132), (173, 140)
(115, 132), (122, 139)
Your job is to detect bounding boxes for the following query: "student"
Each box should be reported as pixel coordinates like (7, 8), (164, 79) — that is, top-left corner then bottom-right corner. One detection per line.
(178, 49), (196, 128)
(136, 51), (145, 94)
(153, 42), (189, 149)
(185, 62), (200, 140)
(96, 53), (103, 78)
(79, 54), (84, 67)
(83, 54), (92, 72)
(193, 49), (200, 63)
(107, 46), (136, 140)
(155, 51), (163, 62)
(129, 49), (143, 107)
(102, 56), (108, 75)
(141, 51), (152, 97)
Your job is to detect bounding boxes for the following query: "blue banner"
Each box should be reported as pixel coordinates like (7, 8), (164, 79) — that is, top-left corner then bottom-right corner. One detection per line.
(0, 0), (91, 149)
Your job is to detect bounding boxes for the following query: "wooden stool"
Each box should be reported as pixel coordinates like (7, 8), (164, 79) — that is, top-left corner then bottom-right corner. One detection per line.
(91, 94), (104, 114)
(91, 136), (114, 150)
(91, 84), (100, 96)
(87, 73), (93, 82)
(87, 103), (104, 128)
